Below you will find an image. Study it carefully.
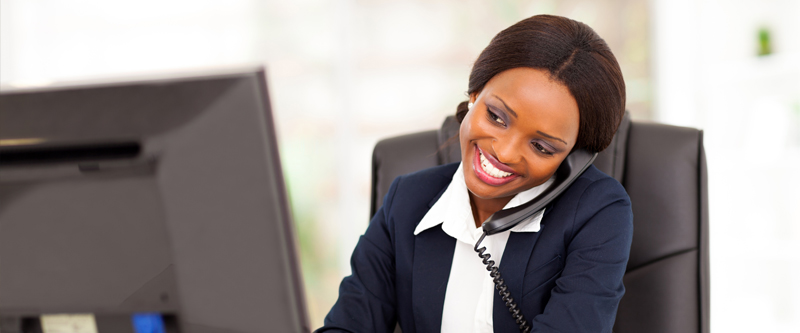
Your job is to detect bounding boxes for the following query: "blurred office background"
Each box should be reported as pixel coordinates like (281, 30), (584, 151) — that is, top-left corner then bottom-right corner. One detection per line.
(1, 0), (798, 331)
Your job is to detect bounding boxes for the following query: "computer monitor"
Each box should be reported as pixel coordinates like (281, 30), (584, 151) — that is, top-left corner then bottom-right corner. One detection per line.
(0, 69), (310, 333)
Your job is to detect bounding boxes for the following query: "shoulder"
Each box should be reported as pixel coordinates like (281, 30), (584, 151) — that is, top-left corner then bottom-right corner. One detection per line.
(372, 163), (459, 248)
(560, 165), (630, 206)
(378, 162), (459, 211)
(546, 165), (632, 234)
(395, 162), (459, 187)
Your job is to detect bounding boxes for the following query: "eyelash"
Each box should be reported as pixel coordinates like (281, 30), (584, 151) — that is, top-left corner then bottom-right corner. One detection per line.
(487, 109), (506, 126)
(532, 142), (554, 156)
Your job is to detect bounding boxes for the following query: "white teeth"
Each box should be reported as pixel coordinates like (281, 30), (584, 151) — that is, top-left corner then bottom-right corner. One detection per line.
(479, 151), (513, 178)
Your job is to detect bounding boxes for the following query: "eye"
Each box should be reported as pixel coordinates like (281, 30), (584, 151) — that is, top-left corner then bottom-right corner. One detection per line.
(487, 109), (506, 126)
(532, 142), (553, 155)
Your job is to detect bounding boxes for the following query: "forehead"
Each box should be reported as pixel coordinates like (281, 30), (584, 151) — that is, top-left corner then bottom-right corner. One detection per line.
(480, 67), (579, 142)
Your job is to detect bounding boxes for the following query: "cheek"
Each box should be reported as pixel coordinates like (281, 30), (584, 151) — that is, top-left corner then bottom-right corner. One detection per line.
(458, 118), (469, 143)
(462, 113), (498, 141)
(458, 112), (486, 148)
(458, 120), (471, 156)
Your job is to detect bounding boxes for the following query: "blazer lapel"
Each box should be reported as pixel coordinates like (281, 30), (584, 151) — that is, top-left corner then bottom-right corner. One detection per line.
(493, 230), (542, 332)
(411, 225), (455, 332)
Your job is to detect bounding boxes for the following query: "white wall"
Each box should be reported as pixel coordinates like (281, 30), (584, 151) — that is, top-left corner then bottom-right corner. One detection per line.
(651, 0), (800, 331)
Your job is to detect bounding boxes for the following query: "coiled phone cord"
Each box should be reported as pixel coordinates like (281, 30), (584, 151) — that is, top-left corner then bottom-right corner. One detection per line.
(474, 231), (532, 333)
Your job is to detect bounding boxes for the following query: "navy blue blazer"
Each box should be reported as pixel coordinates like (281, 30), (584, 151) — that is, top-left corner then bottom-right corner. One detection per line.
(319, 163), (633, 332)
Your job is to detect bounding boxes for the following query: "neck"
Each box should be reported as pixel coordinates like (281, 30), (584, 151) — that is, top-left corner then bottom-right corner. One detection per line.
(468, 192), (513, 228)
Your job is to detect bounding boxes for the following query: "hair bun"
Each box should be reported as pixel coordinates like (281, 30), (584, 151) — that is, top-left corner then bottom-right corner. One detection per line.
(455, 101), (469, 123)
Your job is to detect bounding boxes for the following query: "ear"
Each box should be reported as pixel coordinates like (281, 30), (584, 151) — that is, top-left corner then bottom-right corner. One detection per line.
(469, 92), (478, 104)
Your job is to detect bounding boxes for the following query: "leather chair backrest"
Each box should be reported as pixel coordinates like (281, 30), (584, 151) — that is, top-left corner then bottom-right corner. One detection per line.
(370, 113), (709, 333)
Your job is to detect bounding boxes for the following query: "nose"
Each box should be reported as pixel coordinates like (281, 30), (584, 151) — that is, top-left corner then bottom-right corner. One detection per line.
(491, 137), (523, 165)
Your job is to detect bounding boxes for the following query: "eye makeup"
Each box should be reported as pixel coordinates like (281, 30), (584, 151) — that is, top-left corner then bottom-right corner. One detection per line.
(485, 103), (510, 126)
(491, 94), (519, 118)
(532, 139), (558, 155)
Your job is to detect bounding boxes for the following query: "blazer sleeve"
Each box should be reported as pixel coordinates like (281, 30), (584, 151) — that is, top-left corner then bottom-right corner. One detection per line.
(315, 177), (402, 333)
(531, 177), (634, 332)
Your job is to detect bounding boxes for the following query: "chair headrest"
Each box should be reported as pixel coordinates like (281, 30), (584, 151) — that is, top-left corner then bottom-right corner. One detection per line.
(593, 111), (630, 182)
(436, 116), (461, 165)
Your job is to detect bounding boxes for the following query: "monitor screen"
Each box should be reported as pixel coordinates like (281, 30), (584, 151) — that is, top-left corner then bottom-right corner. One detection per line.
(0, 69), (310, 333)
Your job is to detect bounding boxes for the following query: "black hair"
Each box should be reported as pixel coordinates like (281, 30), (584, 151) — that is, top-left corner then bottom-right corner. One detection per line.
(456, 14), (625, 153)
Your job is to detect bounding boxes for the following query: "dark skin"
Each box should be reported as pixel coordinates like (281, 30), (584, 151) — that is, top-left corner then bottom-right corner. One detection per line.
(459, 67), (580, 227)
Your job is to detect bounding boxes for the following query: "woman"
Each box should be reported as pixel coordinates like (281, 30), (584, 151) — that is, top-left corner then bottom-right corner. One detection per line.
(319, 14), (632, 333)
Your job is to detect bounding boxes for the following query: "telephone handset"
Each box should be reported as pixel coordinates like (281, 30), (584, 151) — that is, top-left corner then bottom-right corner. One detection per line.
(473, 148), (598, 333)
(482, 148), (598, 234)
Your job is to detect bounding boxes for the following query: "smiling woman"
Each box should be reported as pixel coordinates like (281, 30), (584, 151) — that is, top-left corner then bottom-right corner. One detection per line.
(461, 68), (581, 225)
(318, 14), (631, 333)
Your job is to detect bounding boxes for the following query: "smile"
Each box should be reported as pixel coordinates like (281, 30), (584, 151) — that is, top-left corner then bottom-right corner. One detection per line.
(472, 145), (519, 186)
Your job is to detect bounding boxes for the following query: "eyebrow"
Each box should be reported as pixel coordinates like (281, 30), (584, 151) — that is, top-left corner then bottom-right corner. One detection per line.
(493, 95), (518, 118)
(537, 130), (568, 146)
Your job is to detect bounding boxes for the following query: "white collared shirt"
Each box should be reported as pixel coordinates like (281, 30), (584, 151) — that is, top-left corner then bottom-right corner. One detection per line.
(414, 163), (553, 333)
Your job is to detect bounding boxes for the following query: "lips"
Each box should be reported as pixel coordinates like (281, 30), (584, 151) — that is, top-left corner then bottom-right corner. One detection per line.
(472, 145), (519, 186)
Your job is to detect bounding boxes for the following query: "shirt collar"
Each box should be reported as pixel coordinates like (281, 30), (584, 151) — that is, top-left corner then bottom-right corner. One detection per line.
(414, 163), (554, 243)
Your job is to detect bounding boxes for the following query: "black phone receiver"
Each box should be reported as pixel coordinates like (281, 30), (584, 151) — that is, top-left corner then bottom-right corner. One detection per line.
(481, 148), (598, 235)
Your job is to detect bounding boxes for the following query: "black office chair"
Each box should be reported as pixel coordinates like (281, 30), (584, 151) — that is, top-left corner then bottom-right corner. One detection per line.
(370, 112), (709, 333)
